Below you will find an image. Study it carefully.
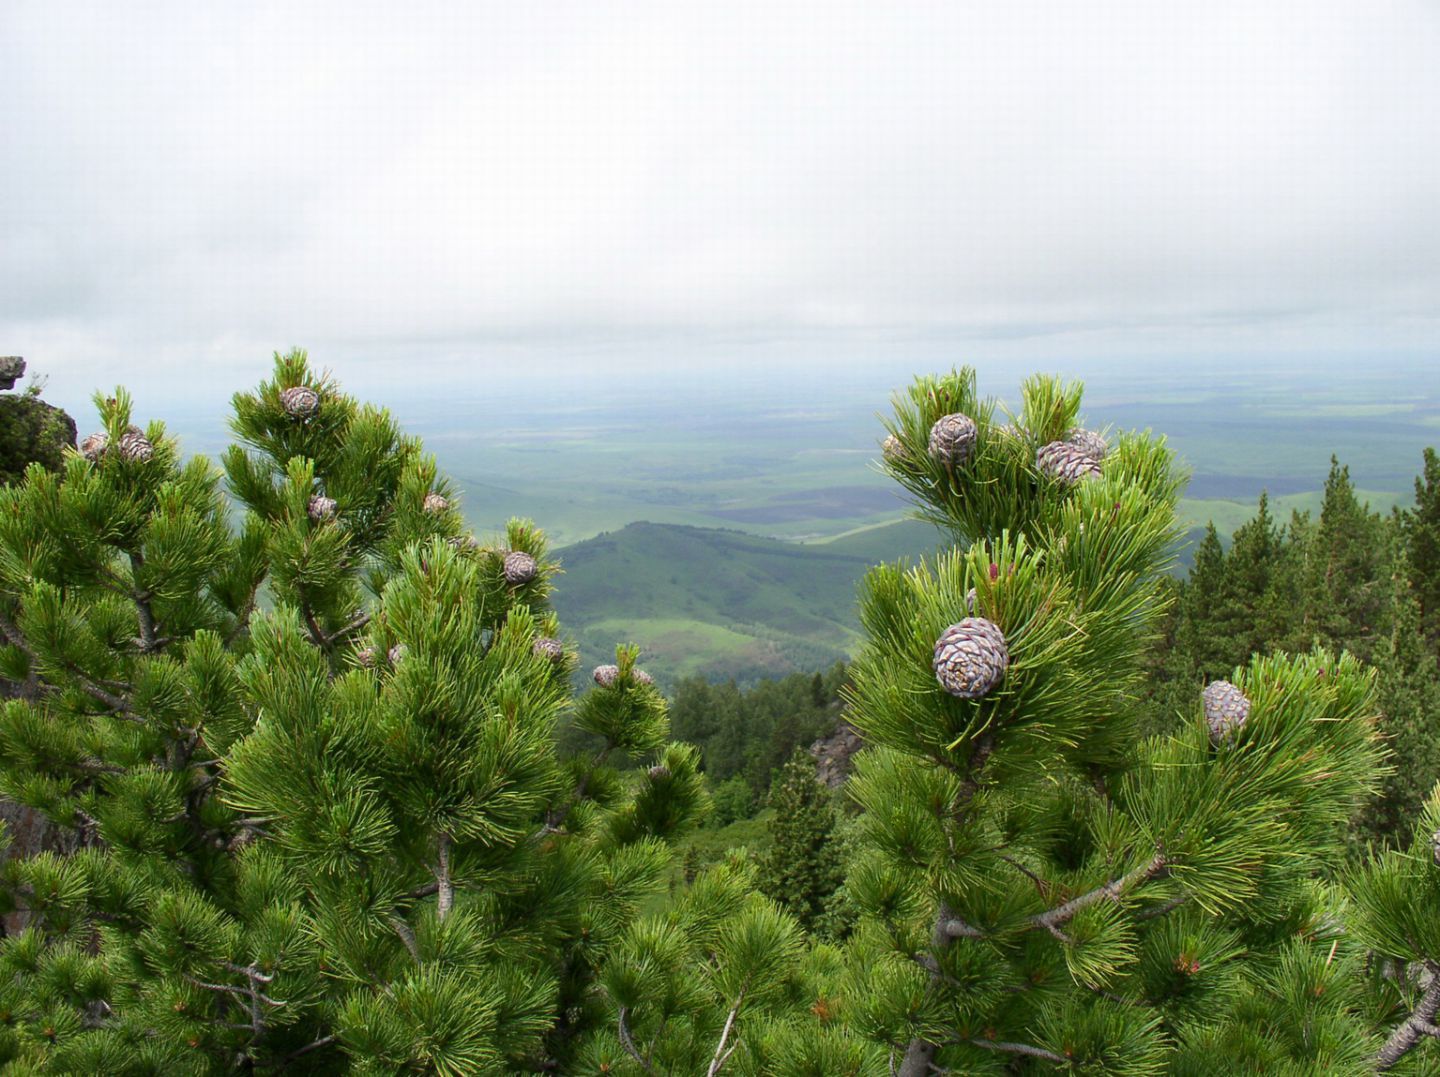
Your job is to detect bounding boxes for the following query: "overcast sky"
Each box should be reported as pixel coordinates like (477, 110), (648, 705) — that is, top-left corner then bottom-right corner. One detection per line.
(3, 1), (1437, 413)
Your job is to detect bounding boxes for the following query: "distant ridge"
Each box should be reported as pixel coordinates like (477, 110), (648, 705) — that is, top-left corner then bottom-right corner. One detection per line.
(551, 519), (946, 684)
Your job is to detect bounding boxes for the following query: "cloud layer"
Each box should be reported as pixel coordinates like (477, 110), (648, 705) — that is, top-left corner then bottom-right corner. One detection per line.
(3, 1), (1437, 406)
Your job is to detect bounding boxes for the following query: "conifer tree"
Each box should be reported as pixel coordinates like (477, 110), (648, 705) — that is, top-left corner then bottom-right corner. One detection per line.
(757, 751), (843, 933)
(0, 352), (706, 1071)
(1355, 560), (1440, 849)
(1402, 447), (1440, 650)
(1287, 457), (1392, 661)
(845, 369), (1387, 1073)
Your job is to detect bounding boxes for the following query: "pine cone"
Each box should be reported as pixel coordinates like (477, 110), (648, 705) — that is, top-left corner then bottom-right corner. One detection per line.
(533, 636), (565, 662)
(933, 618), (1009, 699)
(117, 429), (153, 463)
(388, 643), (407, 665)
(882, 434), (906, 463)
(447, 535), (480, 552)
(280, 386), (320, 418)
(423, 492), (449, 514)
(1036, 441), (1101, 485)
(993, 423), (1020, 441)
(1202, 680), (1250, 744)
(503, 550), (538, 585)
(80, 431), (109, 461)
(633, 669), (654, 687)
(648, 764), (670, 781)
(965, 587), (977, 615)
(356, 646), (377, 668)
(1431, 827), (1440, 867)
(928, 413), (978, 467)
(308, 495), (338, 521)
(1066, 427), (1109, 461)
(593, 664), (620, 688)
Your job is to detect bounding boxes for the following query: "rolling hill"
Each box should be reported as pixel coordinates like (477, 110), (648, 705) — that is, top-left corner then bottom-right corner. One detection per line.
(550, 519), (947, 684)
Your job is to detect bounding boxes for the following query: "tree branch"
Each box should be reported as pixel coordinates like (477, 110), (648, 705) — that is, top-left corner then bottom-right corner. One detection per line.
(706, 978), (750, 1077)
(127, 551), (162, 654)
(617, 1007), (656, 1074)
(435, 833), (454, 922)
(1378, 961), (1440, 1071)
(0, 605), (138, 719)
(1029, 849), (1167, 942)
(968, 1038), (1068, 1064)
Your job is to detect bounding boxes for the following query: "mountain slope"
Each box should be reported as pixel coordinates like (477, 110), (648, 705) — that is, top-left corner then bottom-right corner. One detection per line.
(551, 520), (946, 683)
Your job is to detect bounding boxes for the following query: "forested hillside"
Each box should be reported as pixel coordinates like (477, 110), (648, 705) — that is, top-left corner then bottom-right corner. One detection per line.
(551, 520), (945, 681)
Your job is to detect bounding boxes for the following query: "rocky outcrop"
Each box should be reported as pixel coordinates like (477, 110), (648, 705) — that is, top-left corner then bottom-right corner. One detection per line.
(809, 720), (863, 789)
(0, 358), (77, 484)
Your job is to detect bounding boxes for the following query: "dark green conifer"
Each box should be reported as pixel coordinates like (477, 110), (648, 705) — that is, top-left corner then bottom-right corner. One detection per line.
(757, 751), (843, 932)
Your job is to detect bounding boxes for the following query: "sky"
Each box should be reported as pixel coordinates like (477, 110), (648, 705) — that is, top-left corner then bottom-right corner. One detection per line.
(3, 1), (1438, 418)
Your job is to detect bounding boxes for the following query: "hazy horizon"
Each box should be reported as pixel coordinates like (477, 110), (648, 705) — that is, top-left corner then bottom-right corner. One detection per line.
(6, 1), (1437, 409)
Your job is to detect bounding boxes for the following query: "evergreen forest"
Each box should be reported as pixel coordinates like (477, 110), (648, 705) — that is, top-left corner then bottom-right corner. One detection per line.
(5, 354), (1440, 1074)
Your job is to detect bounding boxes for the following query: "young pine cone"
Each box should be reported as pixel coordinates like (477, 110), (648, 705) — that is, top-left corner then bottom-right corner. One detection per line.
(1036, 441), (1101, 485)
(532, 636), (565, 662)
(308, 495), (338, 521)
(280, 385), (321, 418)
(423, 492), (449, 514)
(503, 550), (538, 585)
(1202, 680), (1251, 744)
(387, 643), (407, 666)
(633, 669), (654, 687)
(928, 413), (978, 467)
(80, 431), (109, 461)
(648, 764), (671, 781)
(933, 618), (1009, 699)
(117, 428), (153, 463)
(593, 664), (620, 688)
(1065, 427), (1109, 461)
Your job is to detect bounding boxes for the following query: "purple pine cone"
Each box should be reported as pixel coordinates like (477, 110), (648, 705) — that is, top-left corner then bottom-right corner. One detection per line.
(933, 618), (1009, 699)
(928, 413), (978, 467)
(1202, 679), (1251, 744)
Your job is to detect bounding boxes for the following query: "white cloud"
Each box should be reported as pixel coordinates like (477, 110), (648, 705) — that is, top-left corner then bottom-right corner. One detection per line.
(3, 0), (1437, 409)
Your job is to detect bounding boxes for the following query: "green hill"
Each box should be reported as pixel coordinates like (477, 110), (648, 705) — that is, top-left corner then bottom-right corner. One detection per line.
(551, 519), (947, 683)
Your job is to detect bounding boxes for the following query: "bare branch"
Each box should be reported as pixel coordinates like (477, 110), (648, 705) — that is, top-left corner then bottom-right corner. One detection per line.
(968, 1038), (1068, 1064)
(617, 1007), (656, 1074)
(1029, 850), (1167, 941)
(1378, 961), (1440, 1071)
(706, 978), (751, 1077)
(435, 833), (454, 922)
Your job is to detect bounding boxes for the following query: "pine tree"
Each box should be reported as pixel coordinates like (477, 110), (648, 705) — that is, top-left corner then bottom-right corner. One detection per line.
(1402, 447), (1440, 650)
(757, 751), (843, 933)
(848, 369), (1388, 1073)
(1354, 560), (1440, 849)
(0, 352), (707, 1071)
(1288, 457), (1393, 661)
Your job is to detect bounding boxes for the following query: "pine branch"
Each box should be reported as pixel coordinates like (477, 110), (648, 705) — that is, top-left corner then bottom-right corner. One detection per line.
(323, 611), (370, 646)
(435, 833), (454, 922)
(965, 1038), (1068, 1064)
(706, 977), (750, 1077)
(1029, 849), (1167, 943)
(616, 1007), (655, 1074)
(275, 1036), (334, 1071)
(127, 551), (163, 654)
(0, 605), (138, 719)
(1377, 961), (1440, 1071)
(390, 917), (420, 963)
